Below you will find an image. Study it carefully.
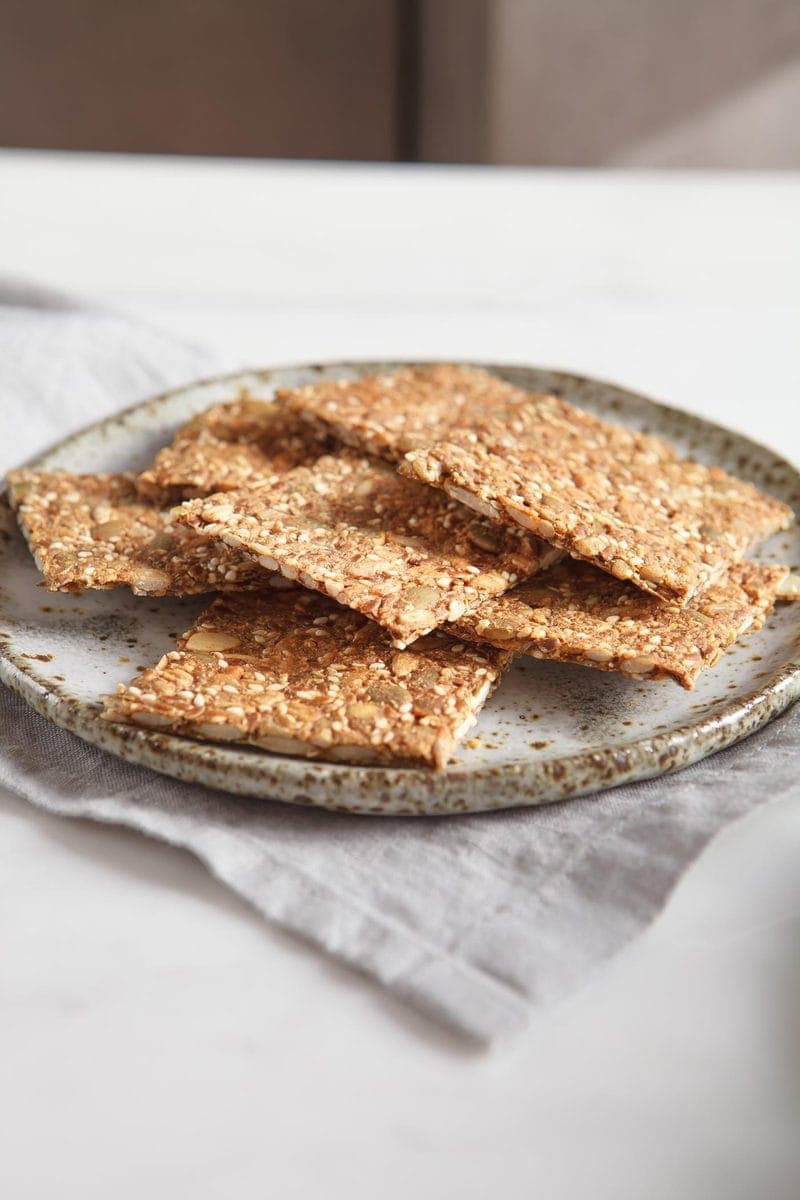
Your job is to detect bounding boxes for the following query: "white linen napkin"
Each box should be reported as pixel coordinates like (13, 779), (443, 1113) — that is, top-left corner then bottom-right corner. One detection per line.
(2, 286), (798, 1042)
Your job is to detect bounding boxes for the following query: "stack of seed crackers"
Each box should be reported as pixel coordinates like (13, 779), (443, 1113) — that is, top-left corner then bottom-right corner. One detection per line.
(7, 366), (798, 770)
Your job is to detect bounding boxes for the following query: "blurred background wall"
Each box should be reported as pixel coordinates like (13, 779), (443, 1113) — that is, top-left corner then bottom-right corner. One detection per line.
(1, 0), (798, 166)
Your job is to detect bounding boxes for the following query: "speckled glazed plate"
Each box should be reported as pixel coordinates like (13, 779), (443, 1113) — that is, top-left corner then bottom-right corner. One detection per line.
(2, 363), (800, 816)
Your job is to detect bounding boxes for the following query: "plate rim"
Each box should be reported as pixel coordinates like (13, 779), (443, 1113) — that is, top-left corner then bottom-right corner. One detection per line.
(2, 359), (799, 817)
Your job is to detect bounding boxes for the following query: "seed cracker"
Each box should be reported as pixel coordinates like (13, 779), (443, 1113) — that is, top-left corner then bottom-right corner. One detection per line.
(102, 589), (510, 769)
(277, 363), (536, 461)
(175, 452), (560, 647)
(399, 396), (793, 606)
(452, 558), (791, 689)
(137, 397), (326, 503)
(6, 470), (266, 596)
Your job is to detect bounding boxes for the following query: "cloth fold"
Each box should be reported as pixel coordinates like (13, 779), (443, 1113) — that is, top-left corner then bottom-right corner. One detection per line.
(1, 286), (797, 1042)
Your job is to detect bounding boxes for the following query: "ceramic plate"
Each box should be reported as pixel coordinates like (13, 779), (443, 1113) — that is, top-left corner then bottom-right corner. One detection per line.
(1, 363), (799, 816)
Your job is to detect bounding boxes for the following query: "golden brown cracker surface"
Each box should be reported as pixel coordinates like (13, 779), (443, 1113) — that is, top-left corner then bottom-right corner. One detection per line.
(103, 589), (510, 768)
(176, 452), (559, 646)
(453, 558), (789, 689)
(7, 470), (265, 595)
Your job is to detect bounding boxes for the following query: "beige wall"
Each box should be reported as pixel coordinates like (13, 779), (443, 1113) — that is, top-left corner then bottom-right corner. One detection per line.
(418, 0), (800, 167)
(0, 0), (398, 160)
(2, 1), (798, 166)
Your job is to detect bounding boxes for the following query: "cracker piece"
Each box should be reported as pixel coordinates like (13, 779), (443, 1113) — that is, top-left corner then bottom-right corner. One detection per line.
(6, 470), (266, 595)
(137, 398), (326, 502)
(277, 363), (536, 461)
(400, 395), (793, 606)
(452, 559), (790, 689)
(102, 590), (510, 769)
(176, 453), (560, 647)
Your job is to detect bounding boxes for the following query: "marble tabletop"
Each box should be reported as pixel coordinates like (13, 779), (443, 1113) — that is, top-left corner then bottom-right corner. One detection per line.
(1, 151), (799, 1200)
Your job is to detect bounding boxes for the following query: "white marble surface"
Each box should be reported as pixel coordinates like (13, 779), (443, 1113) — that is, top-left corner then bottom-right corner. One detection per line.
(1, 152), (800, 1199)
